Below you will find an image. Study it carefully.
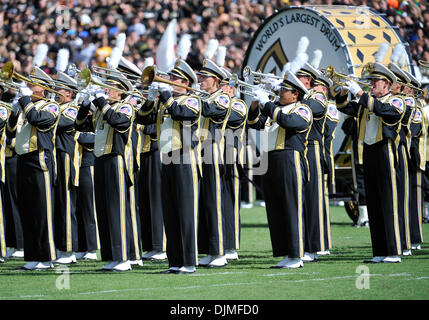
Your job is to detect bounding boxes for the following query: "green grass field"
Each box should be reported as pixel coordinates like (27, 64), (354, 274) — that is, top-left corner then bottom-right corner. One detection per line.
(0, 205), (428, 300)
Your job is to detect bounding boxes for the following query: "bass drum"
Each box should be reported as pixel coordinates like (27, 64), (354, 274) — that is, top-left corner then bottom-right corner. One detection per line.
(243, 5), (414, 159)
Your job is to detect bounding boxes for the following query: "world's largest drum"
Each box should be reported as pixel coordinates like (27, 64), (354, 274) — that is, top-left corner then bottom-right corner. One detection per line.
(243, 5), (415, 159)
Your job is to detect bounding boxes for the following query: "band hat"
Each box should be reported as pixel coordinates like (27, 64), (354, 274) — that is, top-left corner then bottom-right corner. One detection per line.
(56, 71), (78, 90)
(296, 62), (321, 80)
(220, 67), (232, 84)
(30, 66), (54, 87)
(168, 58), (197, 84)
(314, 72), (333, 88)
(105, 71), (133, 92)
(282, 70), (309, 95)
(364, 62), (397, 84)
(118, 56), (142, 77)
(196, 59), (228, 81)
(402, 69), (421, 88)
(388, 62), (410, 85)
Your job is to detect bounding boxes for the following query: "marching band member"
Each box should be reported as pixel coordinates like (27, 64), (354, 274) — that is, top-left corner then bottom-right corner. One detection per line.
(403, 69), (426, 253)
(127, 57), (166, 262)
(75, 72), (135, 272)
(247, 56), (311, 269)
(75, 130), (100, 260)
(137, 58), (201, 274)
(1, 88), (24, 260)
(197, 59), (230, 269)
(335, 61), (405, 263)
(53, 71), (80, 264)
(0, 86), (10, 262)
(296, 59), (329, 262)
(8, 66), (61, 270)
(388, 58), (413, 257)
(220, 67), (248, 261)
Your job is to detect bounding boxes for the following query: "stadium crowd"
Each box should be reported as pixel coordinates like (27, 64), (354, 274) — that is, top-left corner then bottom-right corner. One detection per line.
(0, 0), (429, 76)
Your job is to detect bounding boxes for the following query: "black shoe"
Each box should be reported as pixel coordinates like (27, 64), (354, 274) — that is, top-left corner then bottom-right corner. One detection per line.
(160, 268), (179, 274)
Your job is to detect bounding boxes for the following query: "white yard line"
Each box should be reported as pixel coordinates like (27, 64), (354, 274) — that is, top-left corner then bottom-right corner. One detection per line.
(1, 272), (428, 299)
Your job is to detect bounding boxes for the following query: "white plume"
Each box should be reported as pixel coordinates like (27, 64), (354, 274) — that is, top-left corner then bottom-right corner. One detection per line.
(204, 39), (219, 59)
(296, 36), (309, 56)
(290, 53), (309, 76)
(281, 63), (291, 78)
(33, 44), (49, 67)
(142, 57), (154, 70)
(398, 51), (408, 68)
(216, 46), (227, 67)
(56, 48), (69, 72)
(310, 49), (323, 69)
(107, 33), (126, 69)
(374, 42), (390, 63)
(177, 34), (192, 60)
(390, 43), (405, 63)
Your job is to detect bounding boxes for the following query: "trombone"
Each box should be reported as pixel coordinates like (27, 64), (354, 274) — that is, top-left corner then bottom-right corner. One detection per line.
(0, 62), (65, 102)
(140, 66), (209, 95)
(322, 65), (370, 87)
(229, 74), (278, 102)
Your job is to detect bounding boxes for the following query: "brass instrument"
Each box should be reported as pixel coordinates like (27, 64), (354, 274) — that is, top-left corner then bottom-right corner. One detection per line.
(78, 68), (133, 94)
(322, 65), (370, 87)
(229, 74), (278, 101)
(0, 62), (65, 102)
(242, 65), (283, 85)
(141, 66), (209, 95)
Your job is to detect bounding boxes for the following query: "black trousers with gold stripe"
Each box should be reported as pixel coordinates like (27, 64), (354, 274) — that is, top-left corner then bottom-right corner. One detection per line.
(139, 149), (166, 252)
(304, 141), (328, 253)
(363, 140), (402, 257)
(162, 149), (199, 268)
(223, 162), (241, 251)
(128, 170), (142, 261)
(54, 151), (78, 253)
(76, 165), (100, 252)
(94, 154), (132, 262)
(0, 187), (6, 257)
(198, 153), (226, 257)
(3, 154), (24, 249)
(396, 144), (410, 251)
(17, 150), (56, 262)
(408, 161), (424, 245)
(262, 149), (305, 259)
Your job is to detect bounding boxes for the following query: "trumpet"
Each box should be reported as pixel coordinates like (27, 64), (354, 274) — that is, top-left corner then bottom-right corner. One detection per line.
(322, 65), (370, 87)
(78, 68), (133, 94)
(242, 65), (283, 84)
(229, 74), (278, 102)
(0, 62), (65, 102)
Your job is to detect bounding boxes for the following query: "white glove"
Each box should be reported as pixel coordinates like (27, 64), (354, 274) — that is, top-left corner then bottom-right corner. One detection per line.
(345, 80), (362, 97)
(19, 86), (33, 98)
(80, 89), (94, 105)
(268, 76), (283, 91)
(253, 88), (270, 106)
(95, 88), (108, 100)
(147, 83), (159, 102)
(157, 82), (172, 93)
(11, 97), (20, 113)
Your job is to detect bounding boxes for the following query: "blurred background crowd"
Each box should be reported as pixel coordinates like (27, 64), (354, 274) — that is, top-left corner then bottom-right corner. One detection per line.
(1, 0), (428, 76)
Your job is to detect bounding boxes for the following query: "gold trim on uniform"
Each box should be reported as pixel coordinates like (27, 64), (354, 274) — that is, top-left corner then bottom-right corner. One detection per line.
(118, 155), (128, 261)
(294, 151), (304, 258)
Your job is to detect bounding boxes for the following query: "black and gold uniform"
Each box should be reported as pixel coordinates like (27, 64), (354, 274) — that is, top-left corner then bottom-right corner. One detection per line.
(408, 97), (426, 247)
(198, 89), (231, 260)
(75, 131), (100, 254)
(248, 77), (311, 263)
(75, 95), (134, 265)
(301, 89), (329, 254)
(136, 114), (166, 256)
(0, 100), (9, 259)
(54, 100), (80, 256)
(223, 97), (248, 253)
(8, 94), (60, 263)
(138, 86), (201, 271)
(336, 77), (405, 259)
